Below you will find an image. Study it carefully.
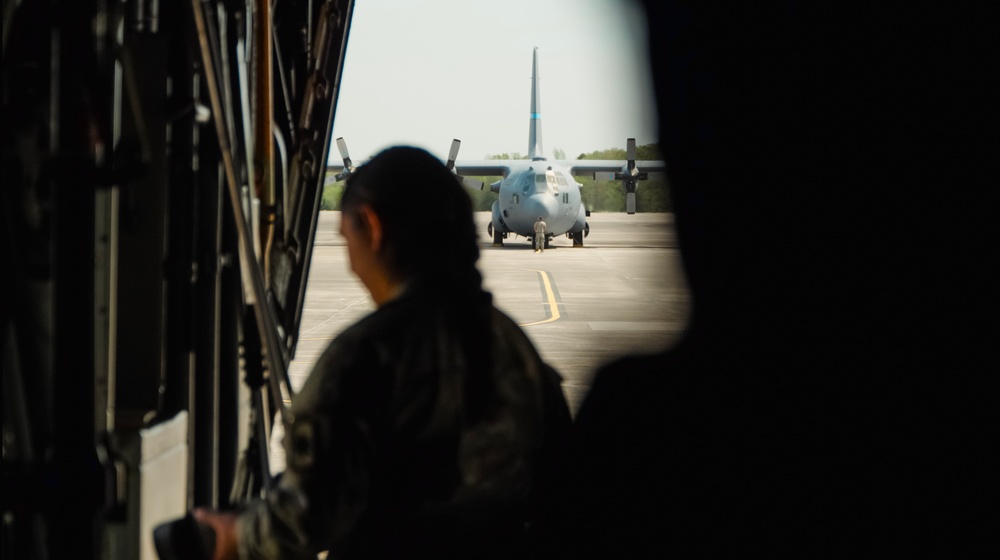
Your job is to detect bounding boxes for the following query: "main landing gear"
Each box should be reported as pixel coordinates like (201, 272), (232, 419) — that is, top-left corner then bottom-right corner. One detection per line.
(488, 222), (504, 246)
(570, 222), (590, 247)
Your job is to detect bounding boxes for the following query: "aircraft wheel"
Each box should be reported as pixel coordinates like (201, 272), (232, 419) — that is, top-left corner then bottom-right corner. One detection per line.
(492, 226), (504, 245)
(572, 230), (584, 247)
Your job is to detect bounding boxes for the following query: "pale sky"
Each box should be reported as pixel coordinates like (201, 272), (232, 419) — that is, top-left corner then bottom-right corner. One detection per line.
(328, 0), (658, 164)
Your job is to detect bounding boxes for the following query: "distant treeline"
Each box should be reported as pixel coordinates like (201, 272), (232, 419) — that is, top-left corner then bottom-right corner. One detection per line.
(321, 143), (670, 212)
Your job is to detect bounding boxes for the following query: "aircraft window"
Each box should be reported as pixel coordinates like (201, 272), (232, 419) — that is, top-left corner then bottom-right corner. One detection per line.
(535, 173), (554, 194)
(513, 194), (520, 204)
(556, 173), (568, 186)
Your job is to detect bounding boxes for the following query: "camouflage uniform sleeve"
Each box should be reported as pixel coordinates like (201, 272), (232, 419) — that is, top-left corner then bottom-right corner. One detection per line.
(235, 336), (376, 559)
(236, 479), (312, 560)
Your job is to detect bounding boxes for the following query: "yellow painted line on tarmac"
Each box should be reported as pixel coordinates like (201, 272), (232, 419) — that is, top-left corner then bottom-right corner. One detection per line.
(519, 268), (561, 326)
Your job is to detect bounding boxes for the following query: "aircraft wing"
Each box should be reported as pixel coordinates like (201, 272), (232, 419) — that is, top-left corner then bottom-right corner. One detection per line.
(563, 160), (668, 178)
(456, 160), (669, 178)
(325, 161), (511, 176)
(326, 159), (667, 183)
(324, 159), (511, 189)
(452, 161), (514, 177)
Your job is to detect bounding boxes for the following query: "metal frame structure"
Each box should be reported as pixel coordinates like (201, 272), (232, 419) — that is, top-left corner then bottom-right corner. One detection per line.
(1, 1), (354, 557)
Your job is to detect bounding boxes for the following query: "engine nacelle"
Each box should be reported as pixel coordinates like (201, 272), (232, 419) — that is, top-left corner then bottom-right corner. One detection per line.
(490, 200), (511, 233)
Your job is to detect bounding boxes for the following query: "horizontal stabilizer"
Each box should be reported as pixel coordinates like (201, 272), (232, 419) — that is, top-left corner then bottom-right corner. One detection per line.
(593, 171), (616, 181)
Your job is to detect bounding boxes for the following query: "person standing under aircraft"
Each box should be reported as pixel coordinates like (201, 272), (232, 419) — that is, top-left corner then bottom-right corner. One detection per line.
(533, 217), (547, 252)
(192, 146), (571, 560)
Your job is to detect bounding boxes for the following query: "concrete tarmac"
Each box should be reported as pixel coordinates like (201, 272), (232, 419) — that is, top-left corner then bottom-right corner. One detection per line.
(290, 211), (690, 414)
(271, 210), (689, 471)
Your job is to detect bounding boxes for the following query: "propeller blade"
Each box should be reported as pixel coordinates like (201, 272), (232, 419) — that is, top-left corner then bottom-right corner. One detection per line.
(334, 137), (355, 181)
(447, 138), (461, 170)
(336, 137), (353, 169)
(445, 138), (482, 190)
(626, 137), (636, 172)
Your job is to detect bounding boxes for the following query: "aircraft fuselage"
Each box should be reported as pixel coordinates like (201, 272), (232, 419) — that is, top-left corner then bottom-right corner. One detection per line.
(491, 159), (587, 240)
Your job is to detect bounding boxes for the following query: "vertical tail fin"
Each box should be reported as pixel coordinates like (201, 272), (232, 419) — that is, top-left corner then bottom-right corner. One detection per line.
(528, 47), (544, 160)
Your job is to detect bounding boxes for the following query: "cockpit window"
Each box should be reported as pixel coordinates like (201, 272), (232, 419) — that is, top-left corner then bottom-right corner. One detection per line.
(530, 172), (547, 194)
(546, 172), (559, 192)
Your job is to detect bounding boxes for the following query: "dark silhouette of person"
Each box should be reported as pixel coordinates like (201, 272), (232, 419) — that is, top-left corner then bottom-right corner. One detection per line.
(195, 146), (571, 559)
(532, 2), (992, 556)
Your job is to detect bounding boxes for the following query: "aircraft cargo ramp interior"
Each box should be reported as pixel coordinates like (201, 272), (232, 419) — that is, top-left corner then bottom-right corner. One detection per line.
(3, 1), (354, 557)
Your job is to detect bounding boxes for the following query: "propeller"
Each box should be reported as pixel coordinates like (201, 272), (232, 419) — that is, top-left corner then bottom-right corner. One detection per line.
(446, 138), (485, 190)
(614, 138), (648, 214)
(333, 137), (355, 182)
(626, 137), (637, 174)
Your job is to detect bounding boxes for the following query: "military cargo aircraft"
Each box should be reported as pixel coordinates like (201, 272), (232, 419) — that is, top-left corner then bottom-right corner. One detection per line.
(330, 47), (666, 247)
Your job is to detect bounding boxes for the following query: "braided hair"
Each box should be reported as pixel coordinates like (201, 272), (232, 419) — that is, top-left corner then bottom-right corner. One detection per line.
(342, 147), (496, 419)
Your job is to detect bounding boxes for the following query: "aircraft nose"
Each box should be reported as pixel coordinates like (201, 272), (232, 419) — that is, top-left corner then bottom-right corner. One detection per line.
(523, 194), (559, 224)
